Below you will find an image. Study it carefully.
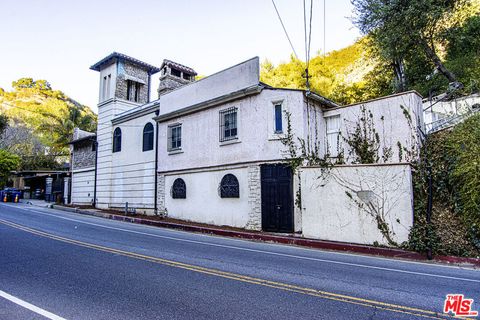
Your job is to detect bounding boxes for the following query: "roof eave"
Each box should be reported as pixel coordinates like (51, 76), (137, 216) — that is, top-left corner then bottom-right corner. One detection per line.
(90, 52), (160, 74)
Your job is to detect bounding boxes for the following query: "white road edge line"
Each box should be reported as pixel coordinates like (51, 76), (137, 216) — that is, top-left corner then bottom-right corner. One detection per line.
(3, 203), (480, 283)
(0, 290), (66, 320)
(1, 203), (467, 270)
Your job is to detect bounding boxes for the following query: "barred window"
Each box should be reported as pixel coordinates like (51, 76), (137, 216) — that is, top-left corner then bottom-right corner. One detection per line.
(219, 107), (238, 142)
(143, 123), (154, 152)
(168, 124), (182, 151)
(171, 178), (186, 199)
(112, 127), (122, 153)
(219, 174), (239, 198)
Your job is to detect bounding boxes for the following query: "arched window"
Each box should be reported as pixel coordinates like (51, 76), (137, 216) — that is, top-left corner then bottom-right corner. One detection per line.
(143, 123), (154, 151)
(219, 174), (239, 198)
(113, 127), (122, 153)
(171, 178), (186, 199)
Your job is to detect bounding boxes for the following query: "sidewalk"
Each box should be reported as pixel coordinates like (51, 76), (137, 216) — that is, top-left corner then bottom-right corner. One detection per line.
(25, 200), (480, 268)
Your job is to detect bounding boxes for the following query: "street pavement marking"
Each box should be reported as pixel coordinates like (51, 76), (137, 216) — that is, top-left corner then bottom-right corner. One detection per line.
(0, 218), (467, 320)
(3, 202), (474, 271)
(0, 290), (67, 320)
(5, 204), (480, 284)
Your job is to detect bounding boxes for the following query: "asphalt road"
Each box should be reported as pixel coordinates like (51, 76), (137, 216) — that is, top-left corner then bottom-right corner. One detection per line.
(0, 202), (479, 320)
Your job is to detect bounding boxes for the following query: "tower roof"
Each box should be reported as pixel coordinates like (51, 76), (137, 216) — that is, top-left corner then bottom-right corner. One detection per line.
(161, 59), (197, 76)
(90, 52), (160, 74)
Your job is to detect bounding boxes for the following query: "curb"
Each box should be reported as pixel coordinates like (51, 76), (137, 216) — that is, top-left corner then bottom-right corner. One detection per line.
(50, 204), (480, 267)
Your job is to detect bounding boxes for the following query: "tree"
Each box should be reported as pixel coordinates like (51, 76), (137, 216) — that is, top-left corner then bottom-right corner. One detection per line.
(0, 114), (7, 135)
(444, 14), (480, 92)
(0, 149), (20, 187)
(351, 0), (472, 90)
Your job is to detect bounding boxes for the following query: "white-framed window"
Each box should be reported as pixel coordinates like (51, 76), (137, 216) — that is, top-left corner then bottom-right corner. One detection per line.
(219, 107), (238, 142)
(101, 74), (111, 101)
(325, 115), (341, 157)
(274, 103), (283, 133)
(168, 124), (182, 151)
(106, 74), (111, 99)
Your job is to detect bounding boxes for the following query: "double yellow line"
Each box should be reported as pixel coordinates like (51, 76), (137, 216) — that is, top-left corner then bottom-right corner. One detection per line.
(0, 218), (462, 319)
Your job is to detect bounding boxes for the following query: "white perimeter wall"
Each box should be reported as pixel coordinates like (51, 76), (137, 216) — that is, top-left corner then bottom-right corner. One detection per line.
(301, 164), (413, 246)
(164, 167), (253, 228)
(71, 169), (95, 205)
(325, 91), (424, 163)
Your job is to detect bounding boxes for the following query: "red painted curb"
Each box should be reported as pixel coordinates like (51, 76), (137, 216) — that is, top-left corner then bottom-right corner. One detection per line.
(64, 206), (480, 267)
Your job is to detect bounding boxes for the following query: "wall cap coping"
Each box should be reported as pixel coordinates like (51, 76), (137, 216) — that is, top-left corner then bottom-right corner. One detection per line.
(301, 162), (413, 169)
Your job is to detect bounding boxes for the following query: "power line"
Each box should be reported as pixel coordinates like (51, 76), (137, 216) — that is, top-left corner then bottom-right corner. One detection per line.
(271, 0), (299, 59)
(304, 0), (308, 64)
(307, 0), (313, 67)
(323, 0), (326, 59)
(303, 0), (314, 90)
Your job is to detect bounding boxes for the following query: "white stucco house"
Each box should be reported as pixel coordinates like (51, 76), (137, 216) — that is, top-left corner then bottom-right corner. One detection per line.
(70, 52), (424, 245)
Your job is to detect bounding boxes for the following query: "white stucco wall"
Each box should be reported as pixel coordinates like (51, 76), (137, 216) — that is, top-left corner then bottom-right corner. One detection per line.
(96, 99), (153, 212)
(71, 169), (95, 205)
(157, 88), (305, 172)
(108, 112), (156, 212)
(300, 164), (414, 246)
(159, 57), (260, 116)
(98, 63), (117, 103)
(164, 167), (256, 228)
(324, 91), (424, 163)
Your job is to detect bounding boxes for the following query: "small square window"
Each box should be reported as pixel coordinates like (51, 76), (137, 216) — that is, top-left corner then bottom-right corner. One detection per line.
(219, 107), (238, 142)
(168, 124), (182, 151)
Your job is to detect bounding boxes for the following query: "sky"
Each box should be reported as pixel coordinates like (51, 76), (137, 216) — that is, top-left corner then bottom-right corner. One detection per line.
(0, 0), (360, 112)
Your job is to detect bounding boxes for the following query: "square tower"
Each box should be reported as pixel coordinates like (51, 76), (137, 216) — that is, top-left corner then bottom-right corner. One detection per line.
(89, 52), (159, 209)
(90, 52), (160, 105)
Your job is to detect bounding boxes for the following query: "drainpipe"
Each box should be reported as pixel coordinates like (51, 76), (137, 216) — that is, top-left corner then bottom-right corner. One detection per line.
(147, 73), (151, 103)
(93, 139), (98, 208)
(154, 109), (159, 215)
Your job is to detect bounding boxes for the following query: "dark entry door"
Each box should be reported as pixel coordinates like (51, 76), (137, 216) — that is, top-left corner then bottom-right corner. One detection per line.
(261, 164), (294, 233)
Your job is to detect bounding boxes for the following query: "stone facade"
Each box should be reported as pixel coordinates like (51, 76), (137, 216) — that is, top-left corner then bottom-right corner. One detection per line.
(115, 61), (150, 104)
(157, 174), (166, 216)
(72, 140), (95, 169)
(246, 165), (262, 230)
(157, 74), (191, 97)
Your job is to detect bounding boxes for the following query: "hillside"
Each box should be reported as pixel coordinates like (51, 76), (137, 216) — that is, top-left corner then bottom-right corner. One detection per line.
(260, 38), (387, 105)
(0, 78), (97, 170)
(261, 13), (480, 105)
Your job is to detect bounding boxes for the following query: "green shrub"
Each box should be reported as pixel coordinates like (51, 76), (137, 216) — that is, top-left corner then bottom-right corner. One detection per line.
(408, 113), (480, 257)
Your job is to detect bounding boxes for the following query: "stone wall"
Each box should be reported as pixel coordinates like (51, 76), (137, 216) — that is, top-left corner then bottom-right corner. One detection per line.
(73, 140), (95, 169)
(246, 165), (261, 230)
(157, 74), (191, 97)
(157, 174), (166, 215)
(115, 60), (149, 104)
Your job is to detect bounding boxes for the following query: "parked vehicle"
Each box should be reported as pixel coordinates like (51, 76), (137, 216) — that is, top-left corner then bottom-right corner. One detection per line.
(0, 188), (22, 203)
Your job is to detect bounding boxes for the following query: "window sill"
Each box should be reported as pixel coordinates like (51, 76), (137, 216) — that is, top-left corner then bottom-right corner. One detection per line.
(268, 133), (285, 141)
(219, 139), (241, 146)
(168, 149), (183, 155)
